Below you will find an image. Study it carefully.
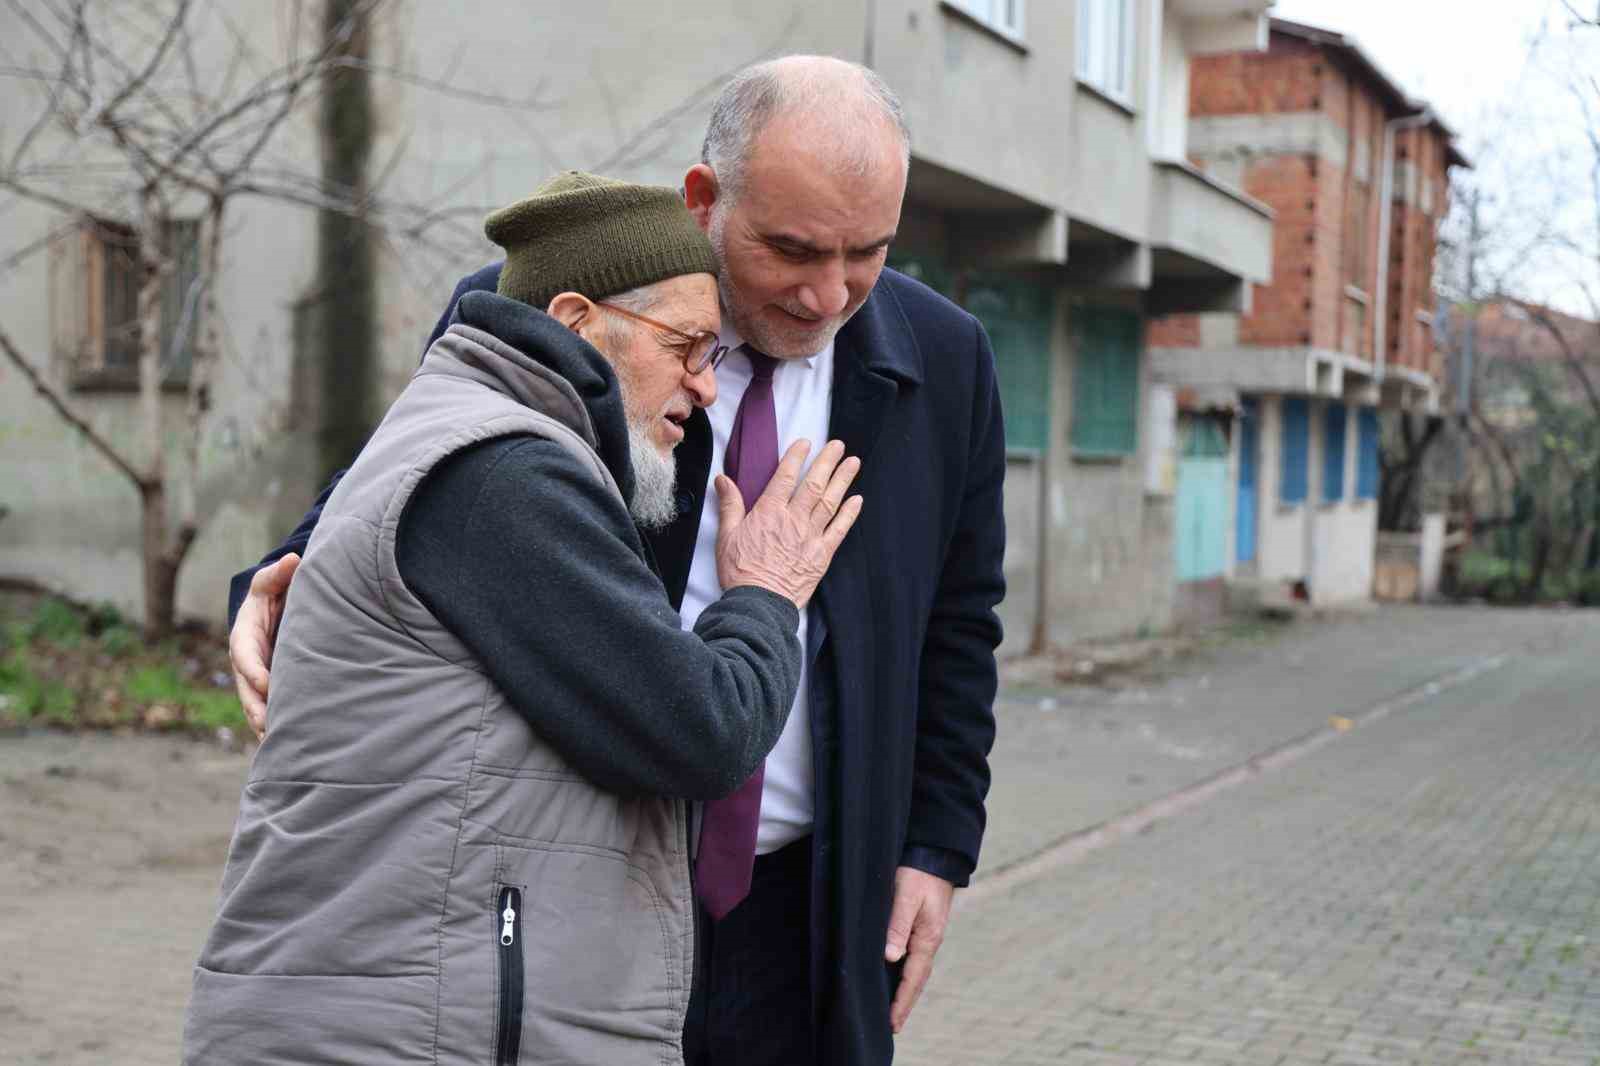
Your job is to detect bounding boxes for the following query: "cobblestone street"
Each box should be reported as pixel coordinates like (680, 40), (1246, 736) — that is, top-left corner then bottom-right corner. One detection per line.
(3, 606), (1598, 1064)
(900, 608), (1600, 1065)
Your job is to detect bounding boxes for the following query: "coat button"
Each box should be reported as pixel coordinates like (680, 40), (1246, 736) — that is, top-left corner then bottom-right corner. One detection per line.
(675, 490), (696, 512)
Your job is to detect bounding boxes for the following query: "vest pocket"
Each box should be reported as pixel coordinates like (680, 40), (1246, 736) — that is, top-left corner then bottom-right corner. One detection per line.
(495, 885), (524, 1066)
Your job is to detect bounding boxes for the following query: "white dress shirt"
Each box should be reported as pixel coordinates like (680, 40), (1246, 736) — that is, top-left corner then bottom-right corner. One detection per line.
(678, 330), (834, 854)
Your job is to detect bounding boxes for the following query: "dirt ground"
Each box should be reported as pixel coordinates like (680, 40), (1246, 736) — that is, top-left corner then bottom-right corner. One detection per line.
(0, 731), (250, 1064)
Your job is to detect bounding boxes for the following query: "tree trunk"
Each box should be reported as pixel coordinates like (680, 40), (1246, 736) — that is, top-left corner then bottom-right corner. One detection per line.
(136, 191), (176, 638)
(140, 481), (178, 639)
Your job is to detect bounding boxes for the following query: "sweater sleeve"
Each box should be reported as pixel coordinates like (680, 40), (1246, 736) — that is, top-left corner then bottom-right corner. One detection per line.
(396, 434), (801, 800)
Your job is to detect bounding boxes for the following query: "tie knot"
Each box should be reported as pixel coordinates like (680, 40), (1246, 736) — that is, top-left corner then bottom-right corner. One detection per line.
(743, 345), (778, 382)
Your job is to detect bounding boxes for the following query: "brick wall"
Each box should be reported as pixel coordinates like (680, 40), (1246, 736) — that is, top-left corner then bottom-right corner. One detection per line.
(1159, 31), (1454, 387)
(1189, 39), (1323, 116)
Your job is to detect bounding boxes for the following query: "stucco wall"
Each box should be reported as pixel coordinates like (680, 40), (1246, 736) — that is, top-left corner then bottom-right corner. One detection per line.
(998, 457), (1042, 659)
(871, 0), (1075, 212)
(1042, 302), (1174, 644)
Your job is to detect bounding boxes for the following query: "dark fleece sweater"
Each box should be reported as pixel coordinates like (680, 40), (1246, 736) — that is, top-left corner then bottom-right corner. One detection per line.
(395, 294), (800, 800)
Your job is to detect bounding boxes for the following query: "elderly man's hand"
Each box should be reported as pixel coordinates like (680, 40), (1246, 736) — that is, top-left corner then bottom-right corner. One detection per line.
(714, 439), (862, 610)
(229, 554), (299, 739)
(885, 866), (956, 1034)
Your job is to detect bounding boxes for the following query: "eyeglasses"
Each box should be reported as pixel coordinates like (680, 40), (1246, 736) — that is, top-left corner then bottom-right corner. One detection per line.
(595, 301), (730, 375)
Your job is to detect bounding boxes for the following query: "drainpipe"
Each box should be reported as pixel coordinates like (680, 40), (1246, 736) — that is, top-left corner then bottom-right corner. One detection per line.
(1372, 109), (1434, 389)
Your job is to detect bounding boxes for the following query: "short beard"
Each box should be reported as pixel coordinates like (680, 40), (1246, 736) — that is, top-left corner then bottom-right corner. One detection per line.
(626, 419), (679, 530)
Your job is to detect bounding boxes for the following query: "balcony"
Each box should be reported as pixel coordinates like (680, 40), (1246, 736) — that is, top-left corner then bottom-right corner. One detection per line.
(1147, 159), (1273, 314)
(1168, 0), (1272, 54)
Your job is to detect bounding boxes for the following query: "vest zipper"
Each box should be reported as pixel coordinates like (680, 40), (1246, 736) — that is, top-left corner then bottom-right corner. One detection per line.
(495, 885), (524, 1066)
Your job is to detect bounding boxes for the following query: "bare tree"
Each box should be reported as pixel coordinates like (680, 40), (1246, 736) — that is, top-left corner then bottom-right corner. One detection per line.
(1, 1), (775, 637)
(0, 0), (414, 636)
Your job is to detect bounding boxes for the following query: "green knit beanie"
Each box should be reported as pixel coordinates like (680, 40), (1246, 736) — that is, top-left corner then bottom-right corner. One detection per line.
(485, 171), (718, 310)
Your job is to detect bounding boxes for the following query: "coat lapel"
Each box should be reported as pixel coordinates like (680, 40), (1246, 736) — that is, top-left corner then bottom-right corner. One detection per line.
(813, 281), (924, 636)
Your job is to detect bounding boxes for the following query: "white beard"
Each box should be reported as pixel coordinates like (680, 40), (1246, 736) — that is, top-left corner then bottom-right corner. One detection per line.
(626, 421), (679, 530)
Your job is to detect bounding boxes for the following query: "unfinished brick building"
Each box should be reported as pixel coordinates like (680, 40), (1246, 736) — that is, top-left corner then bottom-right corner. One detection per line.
(1148, 17), (1467, 611)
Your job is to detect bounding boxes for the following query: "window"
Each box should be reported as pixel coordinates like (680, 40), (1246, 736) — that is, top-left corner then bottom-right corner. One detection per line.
(1077, 0), (1136, 105)
(1280, 397), (1310, 505)
(965, 273), (1053, 453)
(1071, 306), (1141, 456)
(1356, 407), (1380, 499)
(1344, 182), (1369, 289)
(946, 0), (1025, 40)
(889, 254), (1054, 453)
(51, 215), (200, 387)
(1323, 403), (1347, 503)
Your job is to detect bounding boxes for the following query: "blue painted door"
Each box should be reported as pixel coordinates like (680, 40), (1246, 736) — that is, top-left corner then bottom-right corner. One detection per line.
(1176, 415), (1230, 582)
(1236, 397), (1259, 564)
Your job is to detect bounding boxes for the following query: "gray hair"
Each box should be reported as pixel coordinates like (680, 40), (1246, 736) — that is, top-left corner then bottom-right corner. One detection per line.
(700, 56), (912, 201)
(596, 282), (661, 352)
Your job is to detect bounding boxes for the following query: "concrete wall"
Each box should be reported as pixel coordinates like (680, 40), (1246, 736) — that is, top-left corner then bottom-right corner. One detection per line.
(1248, 394), (1375, 601)
(1042, 300), (1175, 644)
(872, 0), (1075, 212)
(1070, 90), (1154, 242)
(1308, 401), (1376, 603)
(998, 457), (1043, 658)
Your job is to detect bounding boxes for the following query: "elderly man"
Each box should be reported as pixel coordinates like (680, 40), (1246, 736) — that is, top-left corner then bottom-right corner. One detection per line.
(230, 57), (1006, 1066)
(185, 173), (862, 1065)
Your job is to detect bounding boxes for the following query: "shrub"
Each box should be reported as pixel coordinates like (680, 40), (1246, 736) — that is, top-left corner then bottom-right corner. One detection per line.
(27, 598), (86, 646)
(0, 651), (78, 724)
(97, 625), (142, 658)
(125, 663), (245, 732)
(125, 664), (188, 705)
(187, 689), (247, 732)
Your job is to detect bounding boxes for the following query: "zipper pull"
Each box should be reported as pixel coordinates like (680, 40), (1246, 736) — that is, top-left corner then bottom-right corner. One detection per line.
(500, 898), (517, 947)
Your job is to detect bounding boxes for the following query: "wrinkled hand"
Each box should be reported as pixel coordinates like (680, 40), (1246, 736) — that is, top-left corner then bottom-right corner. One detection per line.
(885, 866), (956, 1034)
(715, 439), (863, 610)
(229, 553), (300, 740)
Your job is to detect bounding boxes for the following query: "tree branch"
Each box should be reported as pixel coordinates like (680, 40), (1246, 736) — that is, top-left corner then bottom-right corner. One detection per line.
(0, 324), (147, 488)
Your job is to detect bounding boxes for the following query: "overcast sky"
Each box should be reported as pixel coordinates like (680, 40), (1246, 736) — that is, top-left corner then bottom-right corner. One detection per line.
(1267, 1), (1599, 314)
(1267, 0), (1561, 132)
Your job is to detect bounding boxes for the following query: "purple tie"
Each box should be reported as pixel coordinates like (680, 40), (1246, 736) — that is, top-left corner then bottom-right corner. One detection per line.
(696, 347), (780, 921)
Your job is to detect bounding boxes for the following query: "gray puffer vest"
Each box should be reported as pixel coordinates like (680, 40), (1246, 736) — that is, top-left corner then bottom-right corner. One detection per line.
(185, 322), (696, 1065)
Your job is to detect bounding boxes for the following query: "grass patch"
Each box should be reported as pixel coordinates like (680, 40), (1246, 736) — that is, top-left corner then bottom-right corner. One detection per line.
(0, 594), (238, 737)
(0, 651), (78, 724)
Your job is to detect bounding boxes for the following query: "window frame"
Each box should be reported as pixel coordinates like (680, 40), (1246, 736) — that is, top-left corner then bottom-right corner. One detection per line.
(944, 0), (1027, 44)
(54, 214), (201, 392)
(1076, 0), (1138, 108)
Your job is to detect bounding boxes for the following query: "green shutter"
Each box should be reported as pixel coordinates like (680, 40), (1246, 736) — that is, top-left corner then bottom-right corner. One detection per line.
(886, 254), (1054, 453)
(963, 273), (1053, 453)
(1071, 307), (1141, 456)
